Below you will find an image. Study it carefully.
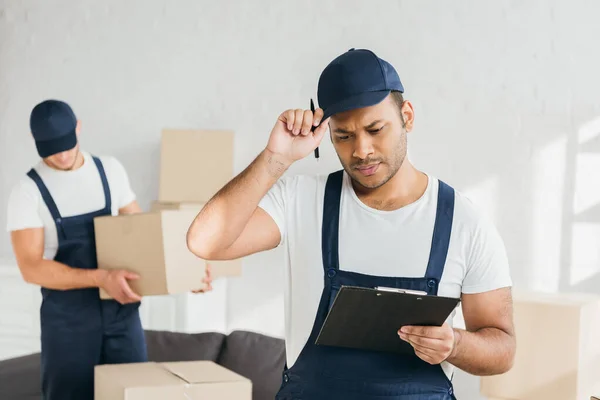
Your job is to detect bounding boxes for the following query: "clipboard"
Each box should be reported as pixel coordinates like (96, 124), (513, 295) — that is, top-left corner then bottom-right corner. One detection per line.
(315, 285), (461, 355)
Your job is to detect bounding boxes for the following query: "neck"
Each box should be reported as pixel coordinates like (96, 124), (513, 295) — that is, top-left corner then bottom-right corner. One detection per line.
(43, 150), (85, 171)
(352, 159), (428, 211)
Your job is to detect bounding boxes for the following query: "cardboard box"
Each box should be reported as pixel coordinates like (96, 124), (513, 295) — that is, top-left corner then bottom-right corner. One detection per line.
(150, 201), (205, 213)
(158, 129), (234, 203)
(150, 200), (243, 279)
(480, 290), (600, 400)
(94, 209), (205, 298)
(95, 360), (251, 400)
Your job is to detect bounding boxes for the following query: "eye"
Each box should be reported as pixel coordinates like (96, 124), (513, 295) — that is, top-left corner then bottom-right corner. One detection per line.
(368, 125), (385, 134)
(336, 135), (350, 141)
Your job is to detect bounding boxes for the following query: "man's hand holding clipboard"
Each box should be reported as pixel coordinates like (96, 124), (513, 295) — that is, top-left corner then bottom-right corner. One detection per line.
(398, 322), (457, 365)
(315, 285), (461, 358)
(373, 286), (458, 364)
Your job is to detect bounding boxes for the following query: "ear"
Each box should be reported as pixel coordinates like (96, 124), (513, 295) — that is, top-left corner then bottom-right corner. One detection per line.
(400, 100), (415, 132)
(75, 120), (81, 136)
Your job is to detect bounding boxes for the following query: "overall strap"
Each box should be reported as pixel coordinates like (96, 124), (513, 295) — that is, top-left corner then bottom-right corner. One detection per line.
(92, 156), (112, 213)
(321, 170), (344, 272)
(424, 180), (455, 290)
(27, 169), (63, 223)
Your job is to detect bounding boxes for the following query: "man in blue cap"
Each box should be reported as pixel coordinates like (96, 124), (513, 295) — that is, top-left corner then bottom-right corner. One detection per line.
(6, 99), (212, 399)
(187, 49), (516, 399)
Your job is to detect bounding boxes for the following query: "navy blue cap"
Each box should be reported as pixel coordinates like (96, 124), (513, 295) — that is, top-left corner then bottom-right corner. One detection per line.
(29, 99), (78, 158)
(317, 48), (404, 120)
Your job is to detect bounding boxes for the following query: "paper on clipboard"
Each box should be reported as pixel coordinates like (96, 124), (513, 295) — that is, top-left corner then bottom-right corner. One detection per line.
(374, 286), (428, 296)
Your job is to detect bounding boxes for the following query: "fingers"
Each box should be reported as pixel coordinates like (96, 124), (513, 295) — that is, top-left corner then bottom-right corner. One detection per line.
(293, 109), (304, 135)
(281, 107), (325, 136)
(414, 347), (437, 365)
(119, 277), (142, 302)
(110, 285), (131, 305)
(402, 335), (448, 365)
(312, 117), (330, 143)
(194, 262), (214, 294)
(282, 109), (296, 131)
(399, 332), (442, 352)
(301, 110), (313, 135)
(117, 288), (130, 305)
(399, 324), (455, 364)
(124, 271), (140, 280)
(202, 262), (213, 287)
(400, 325), (446, 340)
(191, 282), (213, 294)
(313, 108), (324, 126)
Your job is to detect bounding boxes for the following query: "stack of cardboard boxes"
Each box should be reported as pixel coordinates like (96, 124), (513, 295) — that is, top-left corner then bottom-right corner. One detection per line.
(480, 290), (600, 400)
(93, 129), (251, 398)
(94, 128), (242, 298)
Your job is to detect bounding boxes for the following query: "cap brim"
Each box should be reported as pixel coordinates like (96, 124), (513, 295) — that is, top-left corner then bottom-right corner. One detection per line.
(35, 130), (77, 158)
(322, 90), (390, 120)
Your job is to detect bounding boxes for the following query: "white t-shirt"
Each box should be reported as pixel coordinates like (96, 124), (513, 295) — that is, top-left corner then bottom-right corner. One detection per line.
(258, 170), (512, 380)
(6, 151), (136, 260)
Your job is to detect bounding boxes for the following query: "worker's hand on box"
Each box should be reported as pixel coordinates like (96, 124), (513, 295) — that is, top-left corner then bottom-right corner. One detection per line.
(99, 269), (142, 304)
(398, 322), (456, 365)
(192, 263), (213, 294)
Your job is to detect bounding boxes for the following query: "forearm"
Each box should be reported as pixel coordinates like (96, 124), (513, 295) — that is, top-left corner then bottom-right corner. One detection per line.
(22, 259), (106, 291)
(446, 327), (516, 376)
(187, 147), (290, 257)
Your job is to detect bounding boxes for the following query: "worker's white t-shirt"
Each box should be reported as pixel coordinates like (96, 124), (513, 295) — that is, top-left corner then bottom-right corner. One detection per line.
(6, 151), (136, 260)
(258, 170), (512, 380)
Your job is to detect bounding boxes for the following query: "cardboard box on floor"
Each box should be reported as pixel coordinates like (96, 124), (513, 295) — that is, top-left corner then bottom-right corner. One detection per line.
(94, 209), (206, 298)
(150, 201), (243, 279)
(95, 360), (251, 400)
(158, 128), (234, 203)
(480, 290), (600, 400)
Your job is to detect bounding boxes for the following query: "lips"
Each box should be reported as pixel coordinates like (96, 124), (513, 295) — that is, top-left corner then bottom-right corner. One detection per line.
(355, 163), (380, 176)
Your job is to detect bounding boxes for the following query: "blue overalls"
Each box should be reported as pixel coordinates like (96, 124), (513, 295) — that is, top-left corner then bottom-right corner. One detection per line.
(276, 170), (457, 400)
(27, 156), (147, 400)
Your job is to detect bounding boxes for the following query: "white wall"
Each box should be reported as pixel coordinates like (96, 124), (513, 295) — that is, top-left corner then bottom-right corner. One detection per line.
(2, 1), (600, 399)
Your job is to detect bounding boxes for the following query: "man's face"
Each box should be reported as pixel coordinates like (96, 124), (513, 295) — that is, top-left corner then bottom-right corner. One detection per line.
(44, 144), (81, 171)
(329, 94), (413, 190)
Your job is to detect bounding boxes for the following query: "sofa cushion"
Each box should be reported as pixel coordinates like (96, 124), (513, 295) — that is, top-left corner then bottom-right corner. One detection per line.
(0, 352), (41, 400)
(144, 330), (226, 362)
(217, 330), (286, 400)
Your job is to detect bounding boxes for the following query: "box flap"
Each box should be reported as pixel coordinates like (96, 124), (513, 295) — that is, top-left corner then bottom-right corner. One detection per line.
(95, 362), (183, 388)
(161, 361), (248, 384)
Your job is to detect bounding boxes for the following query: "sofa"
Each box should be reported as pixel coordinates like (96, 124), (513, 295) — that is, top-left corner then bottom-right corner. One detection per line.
(0, 329), (286, 400)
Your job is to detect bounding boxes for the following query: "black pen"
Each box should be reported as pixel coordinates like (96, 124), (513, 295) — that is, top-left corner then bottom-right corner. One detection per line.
(310, 98), (320, 161)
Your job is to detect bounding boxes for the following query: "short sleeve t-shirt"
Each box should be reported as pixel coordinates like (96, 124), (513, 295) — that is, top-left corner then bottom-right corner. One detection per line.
(6, 151), (136, 260)
(258, 170), (512, 379)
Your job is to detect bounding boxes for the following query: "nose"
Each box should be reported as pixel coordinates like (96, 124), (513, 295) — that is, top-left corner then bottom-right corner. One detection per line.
(352, 134), (374, 160)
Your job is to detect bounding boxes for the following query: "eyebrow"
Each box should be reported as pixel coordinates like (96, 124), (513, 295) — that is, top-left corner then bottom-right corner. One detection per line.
(334, 120), (384, 134)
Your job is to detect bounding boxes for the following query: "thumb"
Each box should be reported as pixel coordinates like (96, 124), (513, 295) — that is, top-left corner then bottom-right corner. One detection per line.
(312, 117), (330, 145)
